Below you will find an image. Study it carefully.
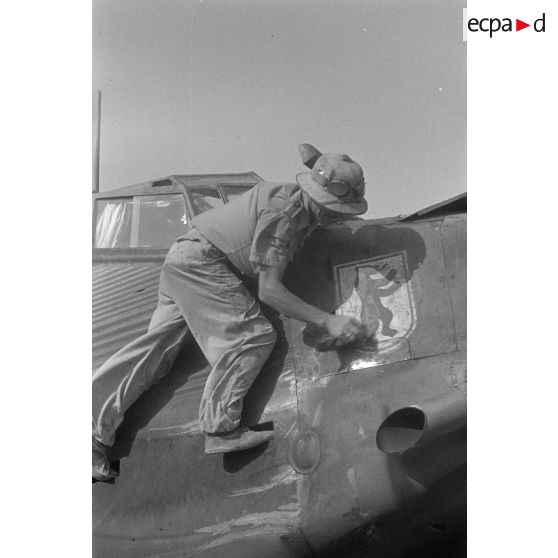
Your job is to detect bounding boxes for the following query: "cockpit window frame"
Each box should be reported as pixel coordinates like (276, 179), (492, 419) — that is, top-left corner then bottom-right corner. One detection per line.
(216, 183), (254, 203)
(93, 178), (258, 256)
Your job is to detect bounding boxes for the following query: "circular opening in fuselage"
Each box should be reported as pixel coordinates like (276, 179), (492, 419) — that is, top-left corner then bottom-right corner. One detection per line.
(376, 406), (426, 454)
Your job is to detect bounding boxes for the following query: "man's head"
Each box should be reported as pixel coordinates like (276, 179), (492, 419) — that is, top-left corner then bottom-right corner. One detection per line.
(296, 147), (368, 217)
(302, 195), (349, 226)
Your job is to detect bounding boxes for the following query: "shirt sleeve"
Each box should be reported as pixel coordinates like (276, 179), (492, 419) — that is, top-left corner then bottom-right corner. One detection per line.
(249, 207), (294, 272)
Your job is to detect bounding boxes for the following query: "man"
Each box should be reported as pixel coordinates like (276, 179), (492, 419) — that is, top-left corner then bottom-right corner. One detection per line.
(92, 144), (368, 481)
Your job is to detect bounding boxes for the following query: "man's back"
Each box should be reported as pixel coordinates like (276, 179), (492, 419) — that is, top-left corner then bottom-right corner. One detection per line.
(192, 181), (311, 277)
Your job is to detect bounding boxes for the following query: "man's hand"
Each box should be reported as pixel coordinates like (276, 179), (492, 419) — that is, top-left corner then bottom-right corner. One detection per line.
(323, 314), (362, 344)
(258, 265), (364, 348)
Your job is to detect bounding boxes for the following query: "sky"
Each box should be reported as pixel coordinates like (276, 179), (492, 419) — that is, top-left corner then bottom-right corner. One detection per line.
(93, 0), (466, 218)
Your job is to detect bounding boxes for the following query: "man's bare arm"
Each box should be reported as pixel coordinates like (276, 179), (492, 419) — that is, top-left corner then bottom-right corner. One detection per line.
(258, 265), (361, 340)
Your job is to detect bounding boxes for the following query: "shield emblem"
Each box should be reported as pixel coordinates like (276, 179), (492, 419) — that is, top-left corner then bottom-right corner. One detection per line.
(334, 252), (417, 361)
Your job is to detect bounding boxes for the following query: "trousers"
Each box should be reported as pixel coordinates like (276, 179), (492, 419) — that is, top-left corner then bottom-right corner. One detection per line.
(92, 228), (277, 446)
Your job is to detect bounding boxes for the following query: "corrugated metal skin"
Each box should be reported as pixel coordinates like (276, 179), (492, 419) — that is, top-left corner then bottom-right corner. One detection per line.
(92, 261), (163, 372)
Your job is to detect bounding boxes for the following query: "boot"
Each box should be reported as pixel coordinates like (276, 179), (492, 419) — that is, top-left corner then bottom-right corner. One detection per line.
(93, 436), (118, 482)
(205, 424), (275, 454)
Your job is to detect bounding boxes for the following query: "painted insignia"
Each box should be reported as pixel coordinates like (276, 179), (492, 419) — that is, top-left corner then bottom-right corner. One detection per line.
(335, 252), (417, 360)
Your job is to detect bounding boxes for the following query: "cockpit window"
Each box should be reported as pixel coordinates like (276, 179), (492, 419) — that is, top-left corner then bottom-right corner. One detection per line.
(134, 195), (188, 247)
(189, 188), (224, 216)
(94, 194), (188, 248)
(94, 198), (133, 248)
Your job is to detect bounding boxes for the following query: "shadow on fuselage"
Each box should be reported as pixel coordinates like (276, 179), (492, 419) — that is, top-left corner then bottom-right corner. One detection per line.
(320, 462), (466, 558)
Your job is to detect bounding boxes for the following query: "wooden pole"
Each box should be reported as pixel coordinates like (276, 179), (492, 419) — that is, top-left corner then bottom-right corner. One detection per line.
(93, 90), (101, 193)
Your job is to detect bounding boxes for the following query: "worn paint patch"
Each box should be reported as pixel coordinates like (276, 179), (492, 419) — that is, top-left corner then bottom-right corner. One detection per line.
(195, 510), (299, 535)
(278, 502), (299, 511)
(318, 375), (332, 387)
(146, 420), (201, 439)
(279, 420), (297, 439)
(311, 401), (324, 427)
(280, 368), (297, 395)
(347, 467), (357, 494)
(450, 361), (467, 394)
(343, 468), (370, 522)
(262, 399), (297, 413)
(230, 467), (298, 497)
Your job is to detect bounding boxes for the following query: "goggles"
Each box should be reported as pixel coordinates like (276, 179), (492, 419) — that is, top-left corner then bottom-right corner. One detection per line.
(313, 165), (365, 198)
(326, 178), (365, 198)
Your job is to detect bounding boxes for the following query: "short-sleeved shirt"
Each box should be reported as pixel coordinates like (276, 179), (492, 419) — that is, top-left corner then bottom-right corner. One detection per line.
(191, 181), (317, 278)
